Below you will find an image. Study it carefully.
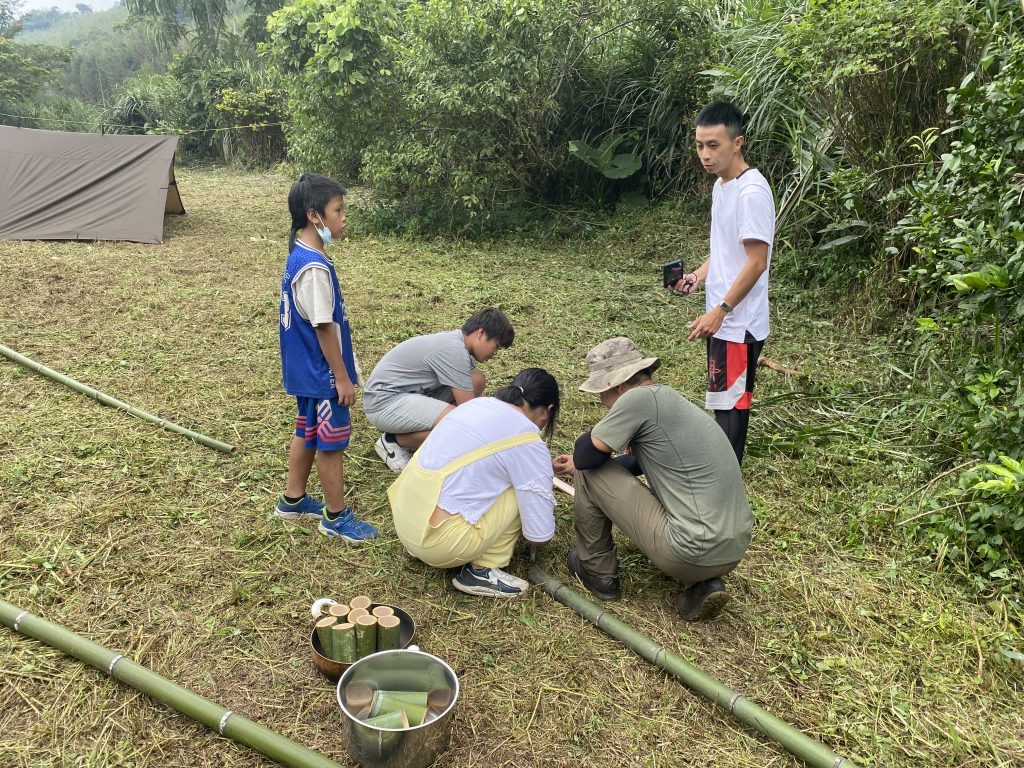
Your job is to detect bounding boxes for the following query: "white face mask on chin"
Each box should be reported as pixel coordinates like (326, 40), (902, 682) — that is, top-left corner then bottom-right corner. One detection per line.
(315, 214), (333, 245)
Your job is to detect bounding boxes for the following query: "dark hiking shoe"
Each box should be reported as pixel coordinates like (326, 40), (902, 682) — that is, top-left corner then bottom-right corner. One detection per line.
(566, 548), (620, 601)
(676, 578), (730, 621)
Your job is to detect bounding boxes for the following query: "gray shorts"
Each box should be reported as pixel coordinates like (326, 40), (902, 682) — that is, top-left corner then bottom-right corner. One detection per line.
(363, 391), (451, 434)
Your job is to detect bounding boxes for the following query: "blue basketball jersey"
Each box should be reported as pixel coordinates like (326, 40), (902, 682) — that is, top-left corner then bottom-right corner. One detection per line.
(279, 241), (357, 398)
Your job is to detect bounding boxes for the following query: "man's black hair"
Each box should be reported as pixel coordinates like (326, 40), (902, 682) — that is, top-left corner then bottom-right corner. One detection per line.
(462, 307), (514, 348)
(695, 101), (746, 140)
(287, 173), (347, 250)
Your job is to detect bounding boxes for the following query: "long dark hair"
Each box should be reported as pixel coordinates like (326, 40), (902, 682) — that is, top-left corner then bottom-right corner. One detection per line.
(287, 173), (347, 251)
(495, 367), (560, 439)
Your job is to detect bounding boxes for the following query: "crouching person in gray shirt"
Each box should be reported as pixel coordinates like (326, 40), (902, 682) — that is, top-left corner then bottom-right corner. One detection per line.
(363, 307), (514, 472)
(553, 337), (752, 621)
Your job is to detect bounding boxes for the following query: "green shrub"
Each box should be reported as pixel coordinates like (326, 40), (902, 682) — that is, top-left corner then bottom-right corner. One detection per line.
(922, 456), (1024, 592)
(708, 0), (973, 280)
(264, 0), (714, 233)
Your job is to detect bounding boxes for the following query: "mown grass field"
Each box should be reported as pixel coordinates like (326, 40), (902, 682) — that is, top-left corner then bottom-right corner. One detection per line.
(1, 168), (1021, 768)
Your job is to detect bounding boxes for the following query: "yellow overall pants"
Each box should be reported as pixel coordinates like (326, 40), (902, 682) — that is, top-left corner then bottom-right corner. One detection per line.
(389, 431), (542, 569)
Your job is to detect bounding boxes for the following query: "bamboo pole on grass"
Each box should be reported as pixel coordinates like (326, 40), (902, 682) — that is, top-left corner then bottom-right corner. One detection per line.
(0, 343), (234, 453)
(527, 568), (859, 768)
(0, 600), (345, 768)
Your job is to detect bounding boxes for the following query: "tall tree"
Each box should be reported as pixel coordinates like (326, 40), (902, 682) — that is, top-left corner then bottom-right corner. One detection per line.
(0, 0), (71, 118)
(124, 0), (284, 58)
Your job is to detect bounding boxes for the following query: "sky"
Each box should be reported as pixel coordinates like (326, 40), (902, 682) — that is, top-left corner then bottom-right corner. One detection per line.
(18, 0), (121, 13)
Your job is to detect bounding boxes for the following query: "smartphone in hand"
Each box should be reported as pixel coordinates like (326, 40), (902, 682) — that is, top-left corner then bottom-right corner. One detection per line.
(662, 259), (683, 288)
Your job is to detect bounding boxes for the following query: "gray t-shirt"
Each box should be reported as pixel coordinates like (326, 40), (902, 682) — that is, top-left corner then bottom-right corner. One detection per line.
(591, 384), (752, 565)
(363, 330), (474, 412)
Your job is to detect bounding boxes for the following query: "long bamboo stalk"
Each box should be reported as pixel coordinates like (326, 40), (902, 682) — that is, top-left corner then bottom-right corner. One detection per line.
(0, 343), (234, 453)
(0, 600), (344, 768)
(527, 568), (859, 768)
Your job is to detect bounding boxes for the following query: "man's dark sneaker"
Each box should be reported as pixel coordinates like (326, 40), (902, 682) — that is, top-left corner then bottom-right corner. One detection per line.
(676, 578), (730, 621)
(566, 548), (620, 601)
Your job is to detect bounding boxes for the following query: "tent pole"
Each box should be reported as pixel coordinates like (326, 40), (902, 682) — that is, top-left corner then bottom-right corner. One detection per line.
(0, 342), (234, 453)
(1, 601), (345, 768)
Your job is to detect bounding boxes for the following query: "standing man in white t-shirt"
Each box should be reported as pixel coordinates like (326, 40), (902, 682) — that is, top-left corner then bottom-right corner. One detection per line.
(670, 101), (775, 464)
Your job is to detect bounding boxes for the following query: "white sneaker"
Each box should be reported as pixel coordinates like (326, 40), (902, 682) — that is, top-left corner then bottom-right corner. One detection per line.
(375, 433), (411, 472)
(489, 567), (530, 592)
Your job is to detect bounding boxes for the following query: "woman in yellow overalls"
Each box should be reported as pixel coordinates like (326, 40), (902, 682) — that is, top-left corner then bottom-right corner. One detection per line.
(389, 368), (560, 598)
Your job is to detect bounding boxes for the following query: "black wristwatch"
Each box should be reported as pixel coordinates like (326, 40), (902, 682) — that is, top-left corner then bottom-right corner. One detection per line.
(719, 301), (734, 314)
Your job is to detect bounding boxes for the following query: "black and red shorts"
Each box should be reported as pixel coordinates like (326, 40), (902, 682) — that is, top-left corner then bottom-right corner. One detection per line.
(705, 332), (764, 411)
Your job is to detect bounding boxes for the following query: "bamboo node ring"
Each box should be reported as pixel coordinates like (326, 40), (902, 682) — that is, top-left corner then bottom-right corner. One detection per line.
(13, 610), (29, 631)
(832, 759), (845, 768)
(219, 711), (234, 735)
(729, 693), (743, 713)
(108, 654), (124, 674)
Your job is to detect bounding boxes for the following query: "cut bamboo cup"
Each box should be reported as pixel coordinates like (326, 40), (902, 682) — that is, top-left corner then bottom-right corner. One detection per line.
(369, 690), (427, 727)
(371, 605), (394, 619)
(327, 604), (350, 621)
(354, 615), (377, 659)
(0, 343), (234, 453)
(330, 622), (356, 663)
(0, 600), (344, 768)
(375, 615), (401, 651)
(362, 710), (409, 729)
(346, 607), (369, 622)
(314, 616), (336, 658)
(348, 595), (372, 611)
(527, 568), (859, 768)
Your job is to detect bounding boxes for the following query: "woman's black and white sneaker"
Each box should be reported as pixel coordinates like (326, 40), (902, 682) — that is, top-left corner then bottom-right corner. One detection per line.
(452, 564), (528, 598)
(375, 433), (411, 472)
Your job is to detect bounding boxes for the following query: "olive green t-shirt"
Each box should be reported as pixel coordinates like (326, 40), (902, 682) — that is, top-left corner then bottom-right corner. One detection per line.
(591, 384), (752, 565)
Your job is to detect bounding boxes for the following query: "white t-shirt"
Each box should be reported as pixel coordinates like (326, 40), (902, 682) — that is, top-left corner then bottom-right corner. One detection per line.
(706, 168), (775, 343)
(417, 397), (556, 543)
(292, 262), (335, 325)
(290, 253), (361, 384)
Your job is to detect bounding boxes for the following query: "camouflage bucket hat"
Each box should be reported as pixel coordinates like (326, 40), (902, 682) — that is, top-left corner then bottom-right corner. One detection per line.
(579, 337), (661, 393)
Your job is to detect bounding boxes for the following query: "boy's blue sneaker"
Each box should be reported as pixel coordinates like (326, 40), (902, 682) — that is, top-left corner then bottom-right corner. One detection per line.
(318, 508), (378, 542)
(275, 494), (326, 519)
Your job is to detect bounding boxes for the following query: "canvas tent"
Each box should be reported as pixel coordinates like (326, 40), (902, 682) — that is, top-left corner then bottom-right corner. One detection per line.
(0, 126), (185, 244)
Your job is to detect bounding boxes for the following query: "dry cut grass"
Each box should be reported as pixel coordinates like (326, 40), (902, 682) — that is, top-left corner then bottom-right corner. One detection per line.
(1, 168), (1021, 768)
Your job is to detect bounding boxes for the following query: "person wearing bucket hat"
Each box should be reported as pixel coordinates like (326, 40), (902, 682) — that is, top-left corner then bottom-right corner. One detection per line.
(553, 337), (752, 620)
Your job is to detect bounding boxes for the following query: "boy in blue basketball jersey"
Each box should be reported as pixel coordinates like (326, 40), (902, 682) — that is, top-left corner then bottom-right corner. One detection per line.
(275, 173), (377, 541)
